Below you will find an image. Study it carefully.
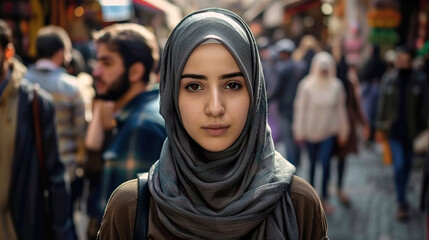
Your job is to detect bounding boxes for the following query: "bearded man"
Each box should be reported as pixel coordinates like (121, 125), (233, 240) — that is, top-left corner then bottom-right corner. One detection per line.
(90, 23), (166, 223)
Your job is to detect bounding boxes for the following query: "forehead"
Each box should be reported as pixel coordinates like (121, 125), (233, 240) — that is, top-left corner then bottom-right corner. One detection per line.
(396, 52), (411, 59)
(183, 43), (242, 75)
(96, 42), (122, 60)
(188, 43), (232, 59)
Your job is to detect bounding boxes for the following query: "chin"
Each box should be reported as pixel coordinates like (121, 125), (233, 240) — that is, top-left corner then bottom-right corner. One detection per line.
(201, 143), (231, 152)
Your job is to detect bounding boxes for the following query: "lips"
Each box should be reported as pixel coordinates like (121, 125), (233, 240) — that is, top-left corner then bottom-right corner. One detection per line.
(94, 79), (106, 91)
(202, 124), (229, 136)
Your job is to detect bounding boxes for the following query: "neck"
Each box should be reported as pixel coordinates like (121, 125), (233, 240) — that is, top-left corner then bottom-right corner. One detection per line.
(114, 81), (152, 111)
(0, 60), (10, 84)
(36, 58), (60, 69)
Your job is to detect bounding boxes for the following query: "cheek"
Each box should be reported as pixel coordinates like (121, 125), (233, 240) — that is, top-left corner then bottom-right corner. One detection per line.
(178, 95), (199, 131)
(106, 69), (123, 84)
(231, 95), (250, 130)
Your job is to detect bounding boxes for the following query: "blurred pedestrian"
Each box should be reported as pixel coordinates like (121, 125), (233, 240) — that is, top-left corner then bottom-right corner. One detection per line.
(25, 25), (87, 200)
(0, 19), (75, 240)
(269, 38), (305, 167)
(292, 34), (321, 76)
(98, 8), (328, 240)
(359, 45), (386, 144)
(293, 51), (349, 214)
(334, 53), (369, 206)
(376, 45), (429, 221)
(258, 36), (281, 145)
(420, 112), (429, 240)
(67, 48), (95, 122)
(91, 23), (167, 224)
(84, 99), (115, 240)
(257, 36), (276, 96)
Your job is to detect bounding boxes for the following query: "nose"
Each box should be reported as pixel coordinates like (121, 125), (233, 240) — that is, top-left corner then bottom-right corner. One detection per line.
(92, 63), (101, 77)
(205, 88), (225, 118)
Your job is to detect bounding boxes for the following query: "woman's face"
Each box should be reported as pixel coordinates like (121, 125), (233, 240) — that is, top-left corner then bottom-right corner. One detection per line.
(179, 43), (250, 152)
(318, 61), (330, 78)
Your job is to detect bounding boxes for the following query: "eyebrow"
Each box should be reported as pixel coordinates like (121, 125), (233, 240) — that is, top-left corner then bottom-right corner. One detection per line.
(180, 72), (244, 80)
(96, 55), (113, 62)
(220, 72), (244, 79)
(180, 74), (206, 80)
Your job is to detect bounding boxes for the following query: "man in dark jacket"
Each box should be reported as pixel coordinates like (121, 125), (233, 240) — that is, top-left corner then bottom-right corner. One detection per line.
(0, 19), (75, 240)
(376, 45), (429, 221)
(269, 39), (304, 167)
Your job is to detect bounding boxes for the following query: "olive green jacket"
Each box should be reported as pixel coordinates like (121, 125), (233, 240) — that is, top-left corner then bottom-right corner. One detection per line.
(376, 69), (429, 140)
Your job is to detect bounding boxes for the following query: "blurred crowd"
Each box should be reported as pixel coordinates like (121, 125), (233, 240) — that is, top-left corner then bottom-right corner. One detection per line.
(261, 33), (429, 226)
(0, 11), (428, 240)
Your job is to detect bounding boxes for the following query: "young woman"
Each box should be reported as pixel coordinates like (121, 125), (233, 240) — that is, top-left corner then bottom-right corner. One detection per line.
(98, 8), (328, 240)
(293, 52), (349, 214)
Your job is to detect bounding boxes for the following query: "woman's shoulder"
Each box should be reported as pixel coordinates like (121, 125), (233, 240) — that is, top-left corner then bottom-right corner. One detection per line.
(289, 176), (329, 240)
(290, 175), (323, 207)
(98, 179), (138, 239)
(108, 179), (138, 205)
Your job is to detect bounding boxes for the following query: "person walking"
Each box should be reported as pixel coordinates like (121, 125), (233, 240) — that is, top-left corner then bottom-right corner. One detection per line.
(0, 19), (75, 240)
(359, 45), (387, 145)
(334, 54), (369, 206)
(269, 39), (305, 167)
(293, 51), (349, 214)
(376, 46), (429, 221)
(25, 25), (87, 196)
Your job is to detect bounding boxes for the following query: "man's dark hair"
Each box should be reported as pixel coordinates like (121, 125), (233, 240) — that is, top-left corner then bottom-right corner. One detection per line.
(395, 45), (415, 58)
(36, 25), (71, 59)
(0, 19), (12, 50)
(93, 23), (159, 83)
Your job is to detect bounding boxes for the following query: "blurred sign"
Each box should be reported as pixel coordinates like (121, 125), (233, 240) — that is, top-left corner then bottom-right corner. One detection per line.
(99, 0), (134, 22)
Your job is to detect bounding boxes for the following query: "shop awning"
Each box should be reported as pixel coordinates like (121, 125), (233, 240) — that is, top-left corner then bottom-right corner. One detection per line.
(242, 0), (314, 23)
(133, 0), (162, 11)
(133, 0), (182, 29)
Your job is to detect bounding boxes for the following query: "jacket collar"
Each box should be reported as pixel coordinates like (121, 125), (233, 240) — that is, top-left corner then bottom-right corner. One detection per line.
(0, 59), (26, 104)
(115, 89), (159, 124)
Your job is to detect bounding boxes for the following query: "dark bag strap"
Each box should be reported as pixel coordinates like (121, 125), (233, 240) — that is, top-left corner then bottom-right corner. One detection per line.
(33, 85), (46, 182)
(32, 85), (53, 239)
(133, 173), (151, 240)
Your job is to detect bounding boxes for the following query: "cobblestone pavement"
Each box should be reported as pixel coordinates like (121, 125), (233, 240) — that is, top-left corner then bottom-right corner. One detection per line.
(293, 144), (425, 240)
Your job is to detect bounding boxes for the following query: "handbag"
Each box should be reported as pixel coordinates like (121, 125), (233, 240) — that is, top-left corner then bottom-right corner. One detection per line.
(414, 129), (429, 154)
(32, 84), (54, 239)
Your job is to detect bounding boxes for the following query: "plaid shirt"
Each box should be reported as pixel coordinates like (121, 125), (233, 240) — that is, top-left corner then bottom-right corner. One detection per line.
(100, 89), (166, 213)
(25, 63), (86, 185)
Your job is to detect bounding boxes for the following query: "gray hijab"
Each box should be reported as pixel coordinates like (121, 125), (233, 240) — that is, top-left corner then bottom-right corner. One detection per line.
(148, 8), (298, 240)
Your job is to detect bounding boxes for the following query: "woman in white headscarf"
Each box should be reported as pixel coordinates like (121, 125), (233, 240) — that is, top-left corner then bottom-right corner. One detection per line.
(293, 51), (349, 214)
(98, 8), (328, 240)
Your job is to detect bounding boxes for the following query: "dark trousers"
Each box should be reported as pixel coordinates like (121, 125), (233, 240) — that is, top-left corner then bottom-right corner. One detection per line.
(389, 138), (413, 206)
(306, 136), (335, 199)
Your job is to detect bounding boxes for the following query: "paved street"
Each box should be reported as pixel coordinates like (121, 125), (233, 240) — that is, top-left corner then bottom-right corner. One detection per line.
(293, 144), (425, 240)
(75, 143), (426, 240)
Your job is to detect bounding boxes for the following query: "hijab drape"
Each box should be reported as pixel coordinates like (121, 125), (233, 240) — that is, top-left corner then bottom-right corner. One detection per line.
(148, 8), (298, 239)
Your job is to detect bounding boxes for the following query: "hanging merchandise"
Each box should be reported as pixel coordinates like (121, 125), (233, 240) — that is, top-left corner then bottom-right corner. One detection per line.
(416, 1), (428, 54)
(418, 40), (429, 56)
(344, 23), (364, 65)
(51, 0), (67, 28)
(367, 0), (401, 47)
(28, 0), (44, 58)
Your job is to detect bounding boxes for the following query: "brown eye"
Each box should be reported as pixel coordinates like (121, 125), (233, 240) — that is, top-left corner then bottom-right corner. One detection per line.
(226, 82), (242, 90)
(186, 83), (203, 92)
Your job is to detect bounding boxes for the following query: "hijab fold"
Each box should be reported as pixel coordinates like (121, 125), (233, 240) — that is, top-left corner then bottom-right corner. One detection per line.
(148, 8), (298, 240)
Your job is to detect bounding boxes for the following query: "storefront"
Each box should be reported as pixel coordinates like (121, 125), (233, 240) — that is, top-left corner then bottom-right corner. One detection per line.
(0, 0), (182, 64)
